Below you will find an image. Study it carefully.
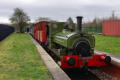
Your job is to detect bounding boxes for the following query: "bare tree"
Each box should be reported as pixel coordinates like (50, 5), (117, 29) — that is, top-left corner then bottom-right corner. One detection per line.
(66, 17), (74, 25)
(109, 11), (118, 20)
(9, 8), (30, 33)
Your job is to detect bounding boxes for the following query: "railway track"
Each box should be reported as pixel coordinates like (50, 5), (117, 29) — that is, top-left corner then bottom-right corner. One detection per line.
(64, 69), (100, 80)
(64, 68), (117, 80)
(95, 50), (120, 80)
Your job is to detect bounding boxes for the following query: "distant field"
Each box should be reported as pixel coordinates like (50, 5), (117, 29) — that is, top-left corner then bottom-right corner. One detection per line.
(95, 35), (120, 56)
(0, 33), (53, 80)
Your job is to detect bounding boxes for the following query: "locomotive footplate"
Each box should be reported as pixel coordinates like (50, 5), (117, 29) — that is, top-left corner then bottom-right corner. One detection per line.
(61, 54), (111, 69)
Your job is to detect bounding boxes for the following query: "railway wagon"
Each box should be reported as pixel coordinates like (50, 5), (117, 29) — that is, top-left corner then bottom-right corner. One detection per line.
(30, 16), (111, 69)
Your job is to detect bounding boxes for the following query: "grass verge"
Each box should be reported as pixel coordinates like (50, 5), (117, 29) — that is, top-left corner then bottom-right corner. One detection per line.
(0, 33), (53, 80)
(95, 35), (120, 56)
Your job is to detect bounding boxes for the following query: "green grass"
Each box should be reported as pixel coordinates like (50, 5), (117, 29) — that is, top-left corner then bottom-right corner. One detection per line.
(95, 35), (120, 56)
(0, 33), (53, 80)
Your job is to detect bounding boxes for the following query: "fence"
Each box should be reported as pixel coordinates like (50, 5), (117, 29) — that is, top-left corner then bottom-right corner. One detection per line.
(82, 26), (102, 33)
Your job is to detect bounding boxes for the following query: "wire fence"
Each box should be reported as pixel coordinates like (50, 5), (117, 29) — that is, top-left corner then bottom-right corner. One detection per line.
(82, 26), (102, 33)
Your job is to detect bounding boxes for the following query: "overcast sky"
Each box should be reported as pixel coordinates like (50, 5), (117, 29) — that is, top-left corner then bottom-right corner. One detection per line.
(0, 0), (120, 23)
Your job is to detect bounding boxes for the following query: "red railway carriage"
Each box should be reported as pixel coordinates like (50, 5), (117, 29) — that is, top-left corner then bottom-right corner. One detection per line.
(33, 21), (48, 44)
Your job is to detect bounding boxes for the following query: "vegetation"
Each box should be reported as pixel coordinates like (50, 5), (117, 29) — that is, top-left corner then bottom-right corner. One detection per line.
(95, 35), (120, 56)
(0, 33), (53, 80)
(66, 17), (74, 25)
(82, 11), (119, 33)
(9, 8), (30, 33)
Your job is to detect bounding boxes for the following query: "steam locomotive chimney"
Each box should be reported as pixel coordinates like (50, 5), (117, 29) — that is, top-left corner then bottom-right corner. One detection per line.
(77, 16), (83, 32)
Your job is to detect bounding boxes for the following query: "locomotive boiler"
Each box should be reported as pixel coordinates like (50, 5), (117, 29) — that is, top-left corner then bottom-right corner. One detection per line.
(30, 16), (111, 69)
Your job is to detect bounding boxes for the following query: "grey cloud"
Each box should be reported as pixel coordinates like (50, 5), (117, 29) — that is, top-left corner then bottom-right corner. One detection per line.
(0, 0), (120, 23)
